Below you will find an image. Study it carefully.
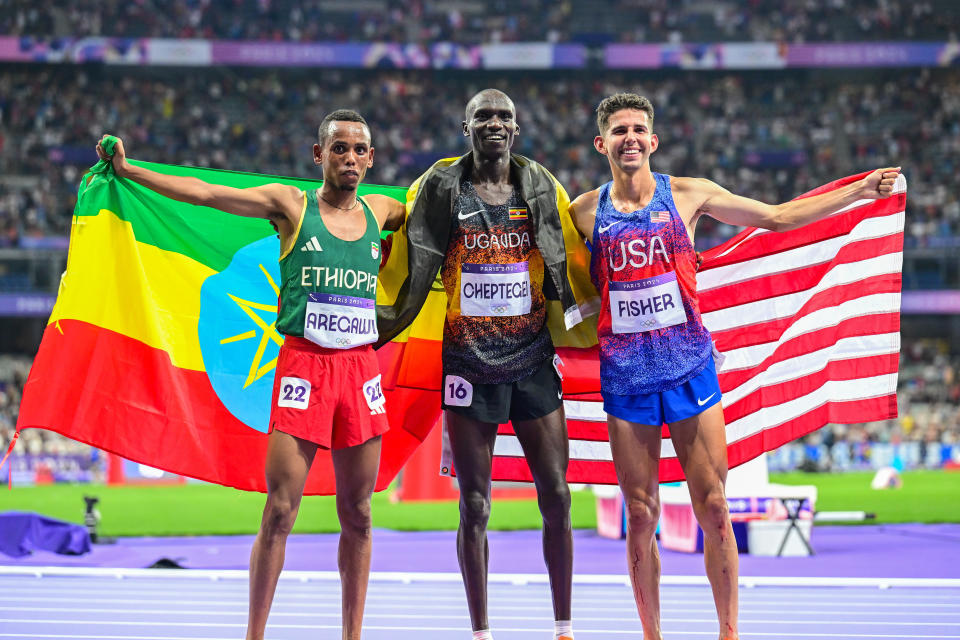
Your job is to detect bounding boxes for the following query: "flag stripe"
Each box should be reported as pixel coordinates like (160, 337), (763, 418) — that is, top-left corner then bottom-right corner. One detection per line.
(19, 318), (424, 496)
(710, 273), (901, 352)
(700, 182), (906, 270)
(51, 209), (215, 371)
(714, 300), (901, 380)
(698, 229), (903, 312)
(722, 328), (900, 404)
(725, 373), (898, 444)
(702, 252), (902, 334)
(722, 352), (900, 424)
(490, 393), (895, 485)
(78, 162), (406, 270)
(483, 174), (904, 483)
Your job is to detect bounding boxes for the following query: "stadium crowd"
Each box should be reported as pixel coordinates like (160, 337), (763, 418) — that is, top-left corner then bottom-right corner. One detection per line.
(1, 65), (958, 250)
(3, 0), (958, 44)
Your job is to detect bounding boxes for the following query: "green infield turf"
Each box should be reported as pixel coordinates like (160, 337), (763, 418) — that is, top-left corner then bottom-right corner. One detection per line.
(0, 482), (598, 537)
(771, 469), (960, 524)
(2, 469), (957, 537)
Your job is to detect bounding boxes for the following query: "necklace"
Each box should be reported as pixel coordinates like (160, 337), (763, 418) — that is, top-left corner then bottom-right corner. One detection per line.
(318, 190), (358, 211)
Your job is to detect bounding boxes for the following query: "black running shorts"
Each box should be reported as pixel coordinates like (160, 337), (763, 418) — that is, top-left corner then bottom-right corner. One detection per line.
(441, 355), (564, 424)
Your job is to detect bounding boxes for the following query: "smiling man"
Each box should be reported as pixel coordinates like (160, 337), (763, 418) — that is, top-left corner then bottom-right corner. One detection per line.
(377, 89), (597, 640)
(96, 109), (405, 640)
(569, 92), (901, 640)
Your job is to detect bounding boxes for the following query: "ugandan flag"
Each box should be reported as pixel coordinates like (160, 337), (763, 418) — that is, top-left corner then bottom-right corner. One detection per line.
(14, 158), (439, 495)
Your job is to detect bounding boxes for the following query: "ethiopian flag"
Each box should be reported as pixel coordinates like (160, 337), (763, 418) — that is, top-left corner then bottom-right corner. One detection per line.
(15, 158), (437, 495)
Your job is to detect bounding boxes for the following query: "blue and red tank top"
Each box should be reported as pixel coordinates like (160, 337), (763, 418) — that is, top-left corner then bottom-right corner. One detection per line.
(588, 173), (713, 395)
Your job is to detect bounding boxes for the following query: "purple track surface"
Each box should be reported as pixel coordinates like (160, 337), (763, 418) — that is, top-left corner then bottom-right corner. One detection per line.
(2, 574), (958, 639)
(2, 526), (958, 638)
(3, 524), (959, 578)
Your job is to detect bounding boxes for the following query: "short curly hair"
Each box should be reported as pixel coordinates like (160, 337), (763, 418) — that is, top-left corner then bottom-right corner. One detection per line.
(596, 93), (655, 135)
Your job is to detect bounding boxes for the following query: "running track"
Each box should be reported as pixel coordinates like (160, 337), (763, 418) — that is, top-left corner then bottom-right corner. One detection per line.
(2, 569), (959, 639)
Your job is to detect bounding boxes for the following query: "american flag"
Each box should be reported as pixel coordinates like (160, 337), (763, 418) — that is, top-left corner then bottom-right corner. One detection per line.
(650, 210), (671, 223)
(480, 172), (906, 483)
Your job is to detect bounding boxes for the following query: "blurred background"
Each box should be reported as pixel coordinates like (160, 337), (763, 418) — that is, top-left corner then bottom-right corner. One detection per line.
(0, 1), (958, 531)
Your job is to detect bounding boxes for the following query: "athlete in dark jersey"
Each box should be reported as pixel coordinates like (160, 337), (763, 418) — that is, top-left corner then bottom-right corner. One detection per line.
(441, 179), (552, 385)
(96, 111), (405, 640)
(436, 90), (574, 640)
(569, 93), (901, 640)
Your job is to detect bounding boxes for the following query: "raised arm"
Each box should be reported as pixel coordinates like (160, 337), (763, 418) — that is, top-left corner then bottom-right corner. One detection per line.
(674, 167), (901, 232)
(361, 193), (406, 233)
(96, 135), (301, 222)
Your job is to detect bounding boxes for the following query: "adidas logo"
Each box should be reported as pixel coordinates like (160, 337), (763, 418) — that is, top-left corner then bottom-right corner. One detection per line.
(369, 405), (386, 416)
(300, 236), (323, 252)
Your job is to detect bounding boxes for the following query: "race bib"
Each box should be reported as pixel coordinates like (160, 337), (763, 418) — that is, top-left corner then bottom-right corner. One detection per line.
(362, 374), (386, 415)
(460, 262), (531, 317)
(304, 293), (378, 349)
(277, 376), (311, 409)
(609, 271), (687, 334)
(444, 375), (473, 407)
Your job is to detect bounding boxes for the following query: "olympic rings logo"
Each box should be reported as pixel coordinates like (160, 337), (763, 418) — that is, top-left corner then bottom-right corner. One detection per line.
(490, 305), (509, 314)
(336, 337), (352, 346)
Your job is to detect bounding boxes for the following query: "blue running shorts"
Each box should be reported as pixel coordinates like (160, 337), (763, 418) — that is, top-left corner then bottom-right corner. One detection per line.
(602, 357), (722, 425)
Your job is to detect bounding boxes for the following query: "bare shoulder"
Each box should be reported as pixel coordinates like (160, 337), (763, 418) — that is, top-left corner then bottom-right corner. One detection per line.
(360, 192), (401, 211)
(253, 183), (303, 219)
(361, 192), (405, 232)
(670, 175), (719, 196)
(570, 188), (601, 214)
(670, 176), (727, 217)
(569, 188), (601, 239)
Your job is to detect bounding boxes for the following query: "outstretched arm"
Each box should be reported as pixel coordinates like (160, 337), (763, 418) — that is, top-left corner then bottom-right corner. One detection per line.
(96, 135), (300, 221)
(674, 168), (901, 232)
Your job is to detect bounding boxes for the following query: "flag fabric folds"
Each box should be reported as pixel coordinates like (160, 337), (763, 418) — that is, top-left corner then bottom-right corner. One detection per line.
(480, 171), (905, 483)
(15, 160), (436, 495)
(16, 165), (904, 491)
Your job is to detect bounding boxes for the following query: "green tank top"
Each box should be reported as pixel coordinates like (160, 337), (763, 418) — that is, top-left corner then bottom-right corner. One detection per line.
(276, 189), (381, 348)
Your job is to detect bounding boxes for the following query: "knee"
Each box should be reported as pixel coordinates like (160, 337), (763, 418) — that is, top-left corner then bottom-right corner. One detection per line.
(693, 486), (730, 532)
(459, 490), (491, 531)
(624, 491), (660, 537)
(537, 480), (571, 528)
(261, 497), (298, 539)
(337, 495), (372, 537)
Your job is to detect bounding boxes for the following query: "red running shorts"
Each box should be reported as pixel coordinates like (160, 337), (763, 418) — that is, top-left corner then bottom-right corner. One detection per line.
(269, 336), (389, 449)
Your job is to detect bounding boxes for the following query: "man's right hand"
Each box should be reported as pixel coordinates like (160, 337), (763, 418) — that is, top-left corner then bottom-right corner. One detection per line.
(96, 135), (130, 177)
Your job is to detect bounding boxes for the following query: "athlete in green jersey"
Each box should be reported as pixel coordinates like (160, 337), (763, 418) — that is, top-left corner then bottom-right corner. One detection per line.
(96, 110), (404, 640)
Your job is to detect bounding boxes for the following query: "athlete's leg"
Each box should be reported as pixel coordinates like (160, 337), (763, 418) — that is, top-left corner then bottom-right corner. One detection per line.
(332, 434), (382, 640)
(246, 429), (318, 640)
(512, 406), (573, 622)
(669, 403), (738, 640)
(607, 415), (664, 640)
(446, 410), (499, 632)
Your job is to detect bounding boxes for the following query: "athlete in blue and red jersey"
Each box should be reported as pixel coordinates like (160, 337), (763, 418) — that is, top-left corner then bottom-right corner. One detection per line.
(569, 93), (900, 640)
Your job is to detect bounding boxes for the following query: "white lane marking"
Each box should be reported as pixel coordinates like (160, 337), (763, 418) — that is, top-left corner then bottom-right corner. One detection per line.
(6, 605), (959, 627)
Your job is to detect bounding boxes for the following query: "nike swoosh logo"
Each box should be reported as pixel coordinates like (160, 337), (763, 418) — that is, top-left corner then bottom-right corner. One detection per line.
(598, 220), (621, 233)
(697, 393), (716, 407)
(458, 209), (484, 220)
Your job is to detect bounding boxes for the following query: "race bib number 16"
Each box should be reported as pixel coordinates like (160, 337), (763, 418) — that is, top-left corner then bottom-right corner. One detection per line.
(444, 375), (473, 407)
